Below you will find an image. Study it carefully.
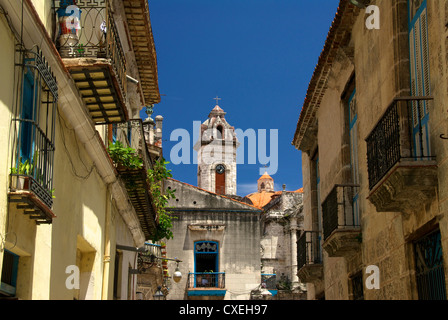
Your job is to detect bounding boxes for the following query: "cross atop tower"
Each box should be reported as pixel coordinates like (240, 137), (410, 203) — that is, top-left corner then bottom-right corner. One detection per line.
(213, 96), (221, 105)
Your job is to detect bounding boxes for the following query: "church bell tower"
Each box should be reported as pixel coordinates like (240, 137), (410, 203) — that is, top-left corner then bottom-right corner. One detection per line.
(194, 98), (239, 195)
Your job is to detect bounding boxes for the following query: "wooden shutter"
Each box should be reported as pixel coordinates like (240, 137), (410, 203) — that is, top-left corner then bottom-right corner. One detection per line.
(409, 2), (431, 157)
(349, 90), (360, 225)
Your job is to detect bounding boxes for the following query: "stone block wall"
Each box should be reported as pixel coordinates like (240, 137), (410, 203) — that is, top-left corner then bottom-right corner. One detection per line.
(163, 179), (261, 300)
(297, 0), (448, 300)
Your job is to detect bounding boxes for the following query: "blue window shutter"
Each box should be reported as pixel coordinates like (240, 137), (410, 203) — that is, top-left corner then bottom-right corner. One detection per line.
(409, 0), (431, 157)
(20, 68), (36, 162)
(348, 89), (360, 226)
(10, 252), (19, 288)
(1, 250), (19, 296)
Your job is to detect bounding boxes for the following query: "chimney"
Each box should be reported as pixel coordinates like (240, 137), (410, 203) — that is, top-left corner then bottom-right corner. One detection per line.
(143, 105), (155, 145)
(143, 118), (155, 145)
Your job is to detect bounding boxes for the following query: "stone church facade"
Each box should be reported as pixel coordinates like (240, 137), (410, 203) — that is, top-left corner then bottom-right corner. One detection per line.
(293, 0), (448, 300)
(164, 103), (305, 300)
(164, 178), (262, 300)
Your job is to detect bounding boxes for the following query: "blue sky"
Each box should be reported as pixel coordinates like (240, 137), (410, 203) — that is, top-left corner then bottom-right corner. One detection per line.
(140, 0), (339, 197)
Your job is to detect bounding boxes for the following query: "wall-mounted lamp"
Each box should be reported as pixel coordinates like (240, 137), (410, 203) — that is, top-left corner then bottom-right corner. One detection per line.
(173, 260), (182, 283)
(153, 286), (165, 300)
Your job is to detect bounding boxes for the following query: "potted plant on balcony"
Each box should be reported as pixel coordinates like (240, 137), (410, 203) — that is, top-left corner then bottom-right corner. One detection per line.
(107, 141), (143, 171)
(10, 158), (33, 190)
(160, 242), (167, 254)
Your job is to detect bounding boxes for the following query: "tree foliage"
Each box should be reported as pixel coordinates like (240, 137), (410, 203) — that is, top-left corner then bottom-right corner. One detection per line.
(147, 158), (176, 242)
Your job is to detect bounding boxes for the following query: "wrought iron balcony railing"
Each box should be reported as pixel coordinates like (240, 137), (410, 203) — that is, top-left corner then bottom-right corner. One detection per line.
(109, 119), (156, 239)
(9, 120), (55, 223)
(116, 119), (153, 173)
(187, 272), (226, 289)
(55, 0), (127, 123)
(145, 242), (162, 259)
(261, 274), (277, 290)
(322, 184), (360, 241)
(138, 243), (162, 264)
(366, 96), (434, 190)
(297, 231), (322, 270)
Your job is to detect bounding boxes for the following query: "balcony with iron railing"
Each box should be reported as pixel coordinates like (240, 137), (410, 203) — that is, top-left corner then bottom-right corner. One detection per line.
(138, 242), (162, 265)
(108, 119), (157, 239)
(297, 231), (323, 284)
(9, 121), (56, 224)
(55, 0), (128, 124)
(187, 272), (226, 298)
(8, 47), (57, 225)
(366, 96), (438, 216)
(261, 273), (278, 296)
(322, 184), (361, 258)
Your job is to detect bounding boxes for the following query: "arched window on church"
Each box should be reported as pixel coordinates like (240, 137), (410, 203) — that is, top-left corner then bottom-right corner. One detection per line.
(217, 125), (223, 139)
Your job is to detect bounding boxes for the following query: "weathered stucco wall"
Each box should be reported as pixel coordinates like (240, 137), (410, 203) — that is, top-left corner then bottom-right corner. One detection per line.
(0, 11), (19, 296)
(0, 0), (147, 300)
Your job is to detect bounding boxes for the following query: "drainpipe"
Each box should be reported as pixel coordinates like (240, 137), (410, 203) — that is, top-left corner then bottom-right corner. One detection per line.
(102, 185), (112, 300)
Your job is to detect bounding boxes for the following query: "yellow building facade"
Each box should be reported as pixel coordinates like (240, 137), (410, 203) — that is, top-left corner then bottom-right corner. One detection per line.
(0, 0), (161, 299)
(294, 0), (448, 300)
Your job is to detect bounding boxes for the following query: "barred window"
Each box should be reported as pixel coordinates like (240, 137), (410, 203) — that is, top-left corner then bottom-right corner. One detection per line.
(10, 46), (58, 210)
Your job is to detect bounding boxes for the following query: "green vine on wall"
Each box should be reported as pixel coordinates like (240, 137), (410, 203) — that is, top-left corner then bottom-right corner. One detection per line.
(107, 141), (176, 242)
(147, 158), (176, 242)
